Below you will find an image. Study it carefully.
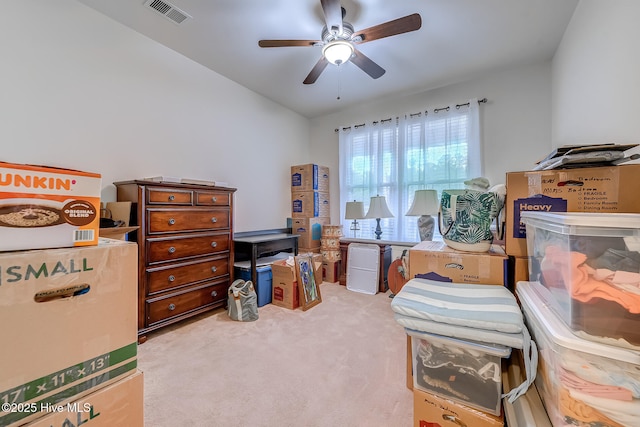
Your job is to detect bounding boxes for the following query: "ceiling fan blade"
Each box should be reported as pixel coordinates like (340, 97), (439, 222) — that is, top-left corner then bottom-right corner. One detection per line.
(303, 57), (329, 85)
(258, 40), (319, 48)
(320, 0), (343, 34)
(353, 13), (422, 44)
(351, 48), (385, 79)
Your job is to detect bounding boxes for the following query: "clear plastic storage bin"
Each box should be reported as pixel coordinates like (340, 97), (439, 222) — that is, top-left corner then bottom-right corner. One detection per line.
(407, 329), (511, 416)
(517, 281), (640, 427)
(521, 211), (640, 348)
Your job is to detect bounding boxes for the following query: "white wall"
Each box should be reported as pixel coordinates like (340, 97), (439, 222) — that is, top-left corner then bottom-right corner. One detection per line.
(552, 0), (640, 153)
(0, 0), (311, 233)
(311, 62), (554, 222)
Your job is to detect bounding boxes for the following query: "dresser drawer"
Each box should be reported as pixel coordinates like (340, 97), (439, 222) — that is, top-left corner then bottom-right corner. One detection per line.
(146, 281), (228, 325)
(147, 188), (193, 205)
(196, 190), (231, 206)
(147, 233), (230, 264)
(147, 256), (230, 295)
(147, 209), (230, 233)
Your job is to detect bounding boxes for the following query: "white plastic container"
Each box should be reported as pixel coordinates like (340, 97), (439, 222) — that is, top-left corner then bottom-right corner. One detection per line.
(521, 211), (640, 349)
(346, 243), (379, 294)
(517, 281), (640, 427)
(407, 329), (511, 416)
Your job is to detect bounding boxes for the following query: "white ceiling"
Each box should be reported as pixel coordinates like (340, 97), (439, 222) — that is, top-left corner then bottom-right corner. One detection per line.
(76, 0), (579, 119)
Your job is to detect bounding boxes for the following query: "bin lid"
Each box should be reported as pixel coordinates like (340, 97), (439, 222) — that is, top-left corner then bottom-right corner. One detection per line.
(406, 328), (512, 358)
(516, 281), (640, 364)
(521, 211), (640, 237)
(521, 211), (640, 228)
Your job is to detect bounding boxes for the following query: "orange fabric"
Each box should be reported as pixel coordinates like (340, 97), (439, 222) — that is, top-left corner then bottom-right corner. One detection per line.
(541, 245), (640, 313)
(559, 385), (625, 427)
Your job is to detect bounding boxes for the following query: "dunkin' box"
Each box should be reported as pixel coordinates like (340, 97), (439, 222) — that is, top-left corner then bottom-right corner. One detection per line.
(0, 161), (102, 251)
(408, 240), (508, 286)
(0, 239), (138, 427)
(505, 164), (640, 257)
(26, 370), (144, 427)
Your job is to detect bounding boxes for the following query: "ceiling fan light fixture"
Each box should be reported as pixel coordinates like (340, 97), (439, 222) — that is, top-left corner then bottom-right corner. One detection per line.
(322, 40), (354, 65)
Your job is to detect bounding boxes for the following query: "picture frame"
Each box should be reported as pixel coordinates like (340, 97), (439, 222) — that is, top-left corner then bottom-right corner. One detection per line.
(294, 255), (322, 311)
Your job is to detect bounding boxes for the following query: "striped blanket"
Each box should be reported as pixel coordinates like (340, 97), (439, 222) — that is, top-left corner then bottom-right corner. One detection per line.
(391, 278), (537, 403)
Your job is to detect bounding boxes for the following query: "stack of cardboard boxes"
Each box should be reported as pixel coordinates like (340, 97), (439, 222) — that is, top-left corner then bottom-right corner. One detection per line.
(290, 163), (329, 284)
(290, 164), (330, 254)
(406, 240), (509, 427)
(0, 162), (143, 427)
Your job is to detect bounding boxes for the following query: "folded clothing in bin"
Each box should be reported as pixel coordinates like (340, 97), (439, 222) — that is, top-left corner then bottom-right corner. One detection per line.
(391, 278), (538, 403)
(408, 329), (511, 415)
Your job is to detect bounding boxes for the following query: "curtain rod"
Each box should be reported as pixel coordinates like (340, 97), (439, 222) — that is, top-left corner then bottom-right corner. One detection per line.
(334, 97), (488, 132)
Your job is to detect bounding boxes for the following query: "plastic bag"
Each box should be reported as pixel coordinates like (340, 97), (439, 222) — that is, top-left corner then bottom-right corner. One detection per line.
(227, 279), (259, 322)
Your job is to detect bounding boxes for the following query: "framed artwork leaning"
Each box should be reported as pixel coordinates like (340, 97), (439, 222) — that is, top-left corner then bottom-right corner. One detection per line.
(294, 255), (322, 311)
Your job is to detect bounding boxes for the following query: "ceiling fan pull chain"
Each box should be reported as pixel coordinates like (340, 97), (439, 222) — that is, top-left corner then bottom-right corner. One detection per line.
(337, 66), (342, 100)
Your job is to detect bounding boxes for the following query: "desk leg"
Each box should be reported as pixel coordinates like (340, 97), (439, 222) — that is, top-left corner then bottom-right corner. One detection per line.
(251, 245), (258, 285)
(380, 245), (391, 293)
(339, 242), (349, 286)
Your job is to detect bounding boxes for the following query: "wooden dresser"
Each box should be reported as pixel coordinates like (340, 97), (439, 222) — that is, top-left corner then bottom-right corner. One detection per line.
(114, 180), (236, 342)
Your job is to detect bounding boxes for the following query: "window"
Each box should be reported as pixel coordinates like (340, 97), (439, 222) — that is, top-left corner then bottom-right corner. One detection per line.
(339, 99), (481, 242)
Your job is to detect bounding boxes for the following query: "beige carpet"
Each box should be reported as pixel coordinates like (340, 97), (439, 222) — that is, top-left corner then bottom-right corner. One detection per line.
(138, 282), (413, 427)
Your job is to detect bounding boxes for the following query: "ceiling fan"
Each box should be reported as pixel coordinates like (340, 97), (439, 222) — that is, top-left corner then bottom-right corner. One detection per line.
(258, 0), (422, 84)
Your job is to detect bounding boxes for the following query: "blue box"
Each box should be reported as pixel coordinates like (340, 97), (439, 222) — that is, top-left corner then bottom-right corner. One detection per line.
(234, 266), (272, 307)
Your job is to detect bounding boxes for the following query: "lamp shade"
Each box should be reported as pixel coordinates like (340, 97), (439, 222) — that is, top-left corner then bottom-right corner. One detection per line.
(364, 196), (394, 219)
(322, 40), (354, 65)
(345, 201), (365, 219)
(406, 190), (439, 216)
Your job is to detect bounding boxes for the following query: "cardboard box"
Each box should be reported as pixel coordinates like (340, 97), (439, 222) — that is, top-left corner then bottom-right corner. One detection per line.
(270, 259), (299, 310)
(322, 260), (340, 283)
(290, 164), (329, 192)
(414, 388), (504, 427)
(0, 239), (138, 427)
(26, 370), (144, 427)
(291, 191), (330, 218)
(291, 217), (330, 248)
(512, 256), (529, 288)
(505, 164), (640, 256)
(0, 161), (102, 251)
(98, 226), (139, 241)
(408, 241), (508, 286)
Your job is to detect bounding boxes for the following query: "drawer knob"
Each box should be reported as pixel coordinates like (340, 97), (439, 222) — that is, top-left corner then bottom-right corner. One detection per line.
(168, 218), (176, 225)
(168, 303), (176, 311)
(211, 266), (217, 273)
(168, 275), (175, 282)
(211, 196), (217, 202)
(211, 242), (217, 248)
(211, 290), (218, 297)
(211, 217), (217, 223)
(168, 246), (176, 254)
(168, 195), (175, 201)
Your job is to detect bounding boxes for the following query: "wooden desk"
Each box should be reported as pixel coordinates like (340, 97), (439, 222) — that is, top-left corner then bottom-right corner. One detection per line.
(339, 238), (392, 293)
(234, 229), (299, 285)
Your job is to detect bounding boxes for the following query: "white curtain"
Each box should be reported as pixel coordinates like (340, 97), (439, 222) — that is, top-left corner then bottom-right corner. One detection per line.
(339, 98), (481, 242)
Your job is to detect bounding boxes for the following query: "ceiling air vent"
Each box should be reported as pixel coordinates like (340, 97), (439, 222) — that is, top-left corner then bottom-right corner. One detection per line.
(144, 0), (192, 25)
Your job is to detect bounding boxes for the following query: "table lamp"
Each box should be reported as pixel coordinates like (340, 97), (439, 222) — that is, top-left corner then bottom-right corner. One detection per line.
(364, 195), (394, 240)
(405, 189), (439, 241)
(345, 200), (365, 238)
